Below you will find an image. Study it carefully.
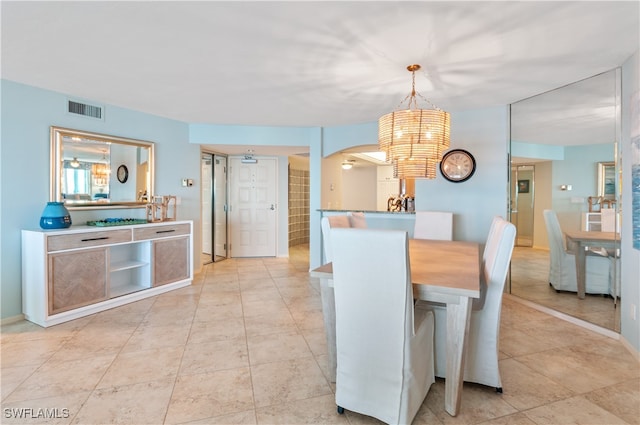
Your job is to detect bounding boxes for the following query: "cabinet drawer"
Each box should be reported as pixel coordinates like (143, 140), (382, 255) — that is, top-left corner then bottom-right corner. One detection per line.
(47, 229), (131, 252)
(133, 223), (190, 241)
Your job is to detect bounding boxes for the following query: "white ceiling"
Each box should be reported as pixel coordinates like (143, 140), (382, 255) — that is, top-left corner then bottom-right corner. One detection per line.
(2, 1), (638, 157)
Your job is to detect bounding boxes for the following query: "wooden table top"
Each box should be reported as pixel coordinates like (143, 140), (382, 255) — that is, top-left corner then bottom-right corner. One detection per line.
(564, 230), (620, 243)
(311, 238), (481, 300)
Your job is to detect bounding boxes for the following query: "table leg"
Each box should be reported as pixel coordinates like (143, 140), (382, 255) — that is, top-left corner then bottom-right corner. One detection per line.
(573, 243), (586, 299)
(445, 296), (472, 416)
(319, 278), (337, 383)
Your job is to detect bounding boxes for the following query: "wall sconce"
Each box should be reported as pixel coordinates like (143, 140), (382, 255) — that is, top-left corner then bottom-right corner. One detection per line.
(560, 184), (572, 191)
(342, 160), (355, 170)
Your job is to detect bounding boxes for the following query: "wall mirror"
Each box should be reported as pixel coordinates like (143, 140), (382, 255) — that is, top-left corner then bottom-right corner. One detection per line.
(50, 126), (154, 209)
(509, 68), (621, 332)
(597, 161), (616, 199)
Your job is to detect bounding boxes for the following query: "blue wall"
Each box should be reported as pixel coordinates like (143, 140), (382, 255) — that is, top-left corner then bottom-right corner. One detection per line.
(1, 80), (199, 319)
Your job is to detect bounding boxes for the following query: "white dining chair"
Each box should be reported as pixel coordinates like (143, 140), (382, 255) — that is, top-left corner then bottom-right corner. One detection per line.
(320, 215), (351, 263)
(331, 228), (435, 424)
(319, 215), (353, 384)
(543, 210), (611, 294)
(420, 216), (515, 391)
(347, 211), (367, 228)
(413, 211), (453, 240)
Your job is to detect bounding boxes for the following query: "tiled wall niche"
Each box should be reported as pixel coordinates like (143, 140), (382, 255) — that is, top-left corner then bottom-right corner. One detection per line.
(288, 167), (310, 246)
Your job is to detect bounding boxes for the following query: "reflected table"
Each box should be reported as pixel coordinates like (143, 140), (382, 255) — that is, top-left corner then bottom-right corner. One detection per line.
(564, 230), (619, 299)
(311, 239), (480, 417)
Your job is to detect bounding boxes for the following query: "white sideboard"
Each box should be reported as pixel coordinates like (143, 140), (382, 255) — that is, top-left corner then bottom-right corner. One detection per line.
(581, 211), (620, 232)
(22, 220), (193, 327)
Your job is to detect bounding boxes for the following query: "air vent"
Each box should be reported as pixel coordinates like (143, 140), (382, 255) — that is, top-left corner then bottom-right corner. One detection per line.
(68, 100), (103, 119)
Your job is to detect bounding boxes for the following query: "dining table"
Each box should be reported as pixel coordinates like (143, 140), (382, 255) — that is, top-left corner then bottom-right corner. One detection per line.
(310, 238), (480, 417)
(564, 230), (619, 299)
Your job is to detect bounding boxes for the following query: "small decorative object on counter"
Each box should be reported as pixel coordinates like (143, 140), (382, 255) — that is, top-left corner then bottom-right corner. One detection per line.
(87, 218), (148, 227)
(40, 201), (72, 229)
(146, 195), (177, 222)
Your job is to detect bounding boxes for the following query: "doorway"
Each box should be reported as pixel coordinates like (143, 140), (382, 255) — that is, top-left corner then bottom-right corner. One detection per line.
(510, 164), (535, 247)
(228, 157), (278, 257)
(201, 152), (228, 265)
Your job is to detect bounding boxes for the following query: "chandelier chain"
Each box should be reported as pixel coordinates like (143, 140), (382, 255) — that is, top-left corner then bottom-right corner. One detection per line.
(393, 67), (443, 112)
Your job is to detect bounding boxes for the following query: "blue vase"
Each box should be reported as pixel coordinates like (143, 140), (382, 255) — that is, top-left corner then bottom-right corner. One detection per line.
(40, 202), (72, 229)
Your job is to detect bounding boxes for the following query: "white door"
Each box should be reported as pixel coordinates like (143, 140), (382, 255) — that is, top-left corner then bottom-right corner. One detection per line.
(229, 157), (277, 257)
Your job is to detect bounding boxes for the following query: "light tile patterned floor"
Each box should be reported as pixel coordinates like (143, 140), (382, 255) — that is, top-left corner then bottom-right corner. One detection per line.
(510, 246), (621, 332)
(1, 245), (638, 424)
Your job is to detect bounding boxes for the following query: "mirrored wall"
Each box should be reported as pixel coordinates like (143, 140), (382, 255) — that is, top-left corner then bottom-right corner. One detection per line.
(509, 68), (621, 332)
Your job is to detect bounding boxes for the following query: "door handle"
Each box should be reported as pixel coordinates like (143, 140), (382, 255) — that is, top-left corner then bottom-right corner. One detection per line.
(270, 204), (275, 210)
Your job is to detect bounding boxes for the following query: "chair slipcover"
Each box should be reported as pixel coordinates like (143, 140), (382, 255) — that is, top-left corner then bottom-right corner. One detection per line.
(319, 215), (353, 383)
(413, 211), (453, 240)
(422, 217), (516, 389)
(473, 215), (503, 311)
(320, 215), (351, 263)
(543, 210), (611, 294)
(347, 211), (367, 228)
(331, 228), (435, 424)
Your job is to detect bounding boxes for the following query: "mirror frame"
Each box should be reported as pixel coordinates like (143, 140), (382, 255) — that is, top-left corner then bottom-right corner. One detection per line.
(50, 126), (155, 210)
(597, 161), (616, 199)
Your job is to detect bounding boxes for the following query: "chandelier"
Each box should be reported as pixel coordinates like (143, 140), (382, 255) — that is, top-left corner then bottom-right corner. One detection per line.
(378, 64), (450, 179)
(92, 150), (110, 184)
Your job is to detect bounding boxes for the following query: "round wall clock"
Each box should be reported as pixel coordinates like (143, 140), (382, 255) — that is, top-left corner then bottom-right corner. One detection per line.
(440, 149), (476, 183)
(116, 164), (129, 183)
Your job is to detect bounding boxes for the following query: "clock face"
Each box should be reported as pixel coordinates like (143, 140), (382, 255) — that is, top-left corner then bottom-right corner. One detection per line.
(440, 149), (476, 183)
(117, 165), (129, 183)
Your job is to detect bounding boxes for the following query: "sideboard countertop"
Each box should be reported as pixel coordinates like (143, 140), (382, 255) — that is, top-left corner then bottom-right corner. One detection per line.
(317, 209), (415, 214)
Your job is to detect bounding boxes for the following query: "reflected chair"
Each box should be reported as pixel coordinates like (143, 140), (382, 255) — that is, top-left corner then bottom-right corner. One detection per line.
(413, 211), (453, 240)
(543, 210), (611, 294)
(331, 228), (435, 424)
(420, 216), (516, 391)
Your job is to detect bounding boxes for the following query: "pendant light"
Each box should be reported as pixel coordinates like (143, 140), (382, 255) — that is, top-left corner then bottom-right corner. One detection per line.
(378, 64), (450, 178)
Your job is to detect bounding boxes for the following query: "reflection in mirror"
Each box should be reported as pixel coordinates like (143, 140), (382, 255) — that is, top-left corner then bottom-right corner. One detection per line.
(509, 68), (621, 332)
(597, 161), (616, 199)
(50, 127), (154, 209)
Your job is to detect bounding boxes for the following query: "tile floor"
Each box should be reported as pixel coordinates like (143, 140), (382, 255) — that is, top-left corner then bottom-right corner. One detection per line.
(1, 245), (638, 424)
(510, 246), (621, 332)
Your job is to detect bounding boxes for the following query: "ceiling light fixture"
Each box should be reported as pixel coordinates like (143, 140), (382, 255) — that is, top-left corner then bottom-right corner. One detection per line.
(70, 157), (80, 168)
(378, 64), (450, 179)
(92, 150), (110, 183)
(342, 160), (355, 170)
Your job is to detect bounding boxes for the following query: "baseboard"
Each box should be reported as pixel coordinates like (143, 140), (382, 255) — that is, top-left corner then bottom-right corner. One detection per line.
(1, 314), (25, 326)
(530, 245), (549, 251)
(504, 293), (620, 340)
